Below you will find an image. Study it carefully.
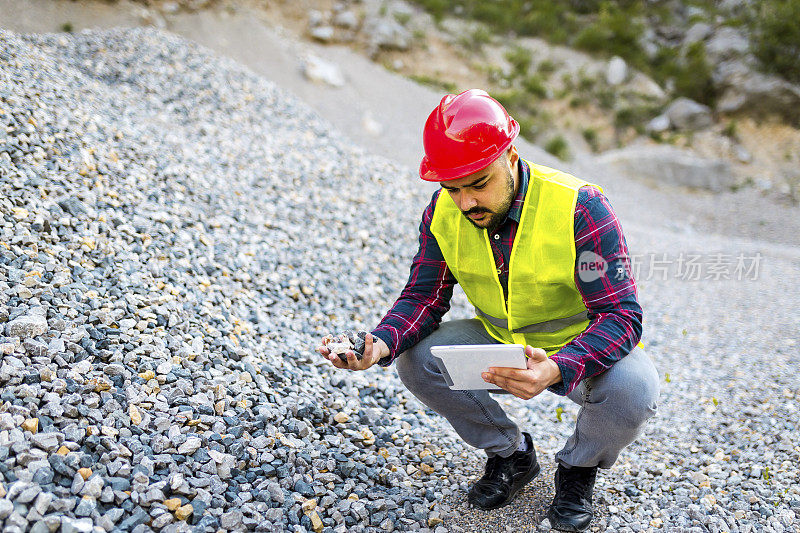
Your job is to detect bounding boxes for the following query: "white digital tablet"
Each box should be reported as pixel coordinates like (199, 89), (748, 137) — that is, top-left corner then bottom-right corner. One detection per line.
(430, 344), (527, 391)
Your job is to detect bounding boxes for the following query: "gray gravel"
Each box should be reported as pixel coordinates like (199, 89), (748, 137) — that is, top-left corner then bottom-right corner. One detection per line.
(0, 25), (798, 533)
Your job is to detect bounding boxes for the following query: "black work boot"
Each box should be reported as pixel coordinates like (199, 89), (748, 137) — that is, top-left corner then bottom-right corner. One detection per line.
(467, 432), (540, 510)
(547, 463), (598, 532)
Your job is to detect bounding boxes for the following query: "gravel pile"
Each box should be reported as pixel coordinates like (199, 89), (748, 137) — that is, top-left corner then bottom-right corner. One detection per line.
(0, 25), (798, 533)
(0, 26), (477, 533)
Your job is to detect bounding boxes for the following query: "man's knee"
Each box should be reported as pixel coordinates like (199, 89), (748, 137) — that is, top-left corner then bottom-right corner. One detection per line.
(395, 342), (436, 394)
(396, 320), (482, 392)
(592, 349), (660, 429)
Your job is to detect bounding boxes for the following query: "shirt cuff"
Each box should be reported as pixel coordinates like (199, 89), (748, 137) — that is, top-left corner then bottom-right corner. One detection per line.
(370, 329), (396, 367)
(547, 352), (578, 396)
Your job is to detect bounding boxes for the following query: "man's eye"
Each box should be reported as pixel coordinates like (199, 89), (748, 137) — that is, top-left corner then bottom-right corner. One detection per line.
(473, 183), (487, 190)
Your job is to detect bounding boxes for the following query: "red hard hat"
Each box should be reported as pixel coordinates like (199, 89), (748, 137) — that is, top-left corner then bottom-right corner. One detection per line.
(419, 89), (520, 182)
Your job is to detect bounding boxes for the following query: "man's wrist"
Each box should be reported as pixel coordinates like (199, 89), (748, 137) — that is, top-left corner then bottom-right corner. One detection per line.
(546, 358), (563, 387)
(370, 329), (395, 366)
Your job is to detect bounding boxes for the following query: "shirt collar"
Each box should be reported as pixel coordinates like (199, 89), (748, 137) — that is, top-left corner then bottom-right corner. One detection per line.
(505, 158), (529, 224)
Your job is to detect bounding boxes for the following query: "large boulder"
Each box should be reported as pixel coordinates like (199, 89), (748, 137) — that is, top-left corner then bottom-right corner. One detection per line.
(333, 10), (360, 30)
(713, 59), (800, 125)
(665, 97), (713, 130)
(363, 16), (411, 52)
(683, 22), (713, 46)
(595, 145), (733, 192)
(705, 27), (749, 62)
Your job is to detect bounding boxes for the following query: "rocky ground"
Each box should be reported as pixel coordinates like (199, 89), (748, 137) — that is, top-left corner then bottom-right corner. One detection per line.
(0, 24), (799, 533)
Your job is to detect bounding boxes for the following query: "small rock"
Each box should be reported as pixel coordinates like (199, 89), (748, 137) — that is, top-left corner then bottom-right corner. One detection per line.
(164, 498), (181, 511)
(5, 314), (48, 338)
(302, 55), (345, 87)
(175, 503), (193, 521)
(310, 26), (335, 43)
(0, 498), (12, 519)
(178, 436), (202, 455)
(606, 56), (628, 86)
(81, 475), (103, 498)
(309, 510), (323, 532)
(129, 404), (143, 425)
(61, 516), (93, 533)
(57, 196), (88, 217)
(334, 10), (359, 29)
(31, 432), (60, 452)
(220, 509), (242, 529)
(22, 418), (39, 433)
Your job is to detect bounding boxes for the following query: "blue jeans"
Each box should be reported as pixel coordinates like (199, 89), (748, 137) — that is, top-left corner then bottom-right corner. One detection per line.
(395, 319), (659, 466)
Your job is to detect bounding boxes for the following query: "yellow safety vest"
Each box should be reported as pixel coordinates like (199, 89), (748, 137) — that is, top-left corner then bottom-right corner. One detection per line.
(431, 160), (639, 355)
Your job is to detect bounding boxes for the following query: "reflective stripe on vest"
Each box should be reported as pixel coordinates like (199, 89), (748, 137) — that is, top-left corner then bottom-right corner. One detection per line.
(475, 308), (590, 334)
(430, 160), (604, 353)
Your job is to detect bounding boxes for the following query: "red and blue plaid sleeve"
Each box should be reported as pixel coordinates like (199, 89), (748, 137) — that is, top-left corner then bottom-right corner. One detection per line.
(547, 186), (643, 396)
(372, 189), (456, 366)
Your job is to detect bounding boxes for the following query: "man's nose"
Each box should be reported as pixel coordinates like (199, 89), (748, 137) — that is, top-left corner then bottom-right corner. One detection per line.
(458, 193), (477, 212)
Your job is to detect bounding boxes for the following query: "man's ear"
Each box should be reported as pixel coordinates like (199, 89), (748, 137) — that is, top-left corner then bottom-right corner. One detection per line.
(507, 145), (519, 167)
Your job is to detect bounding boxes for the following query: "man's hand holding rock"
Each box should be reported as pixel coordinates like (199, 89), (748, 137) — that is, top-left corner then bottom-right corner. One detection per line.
(317, 333), (390, 371)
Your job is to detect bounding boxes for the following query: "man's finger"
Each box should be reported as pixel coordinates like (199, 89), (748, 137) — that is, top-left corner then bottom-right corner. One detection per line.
(329, 353), (347, 369)
(483, 372), (511, 389)
(487, 367), (527, 380)
(345, 350), (360, 369)
(483, 372), (525, 396)
(526, 346), (548, 364)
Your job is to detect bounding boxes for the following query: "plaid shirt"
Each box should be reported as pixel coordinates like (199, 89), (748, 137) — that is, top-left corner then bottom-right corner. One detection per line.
(372, 159), (643, 396)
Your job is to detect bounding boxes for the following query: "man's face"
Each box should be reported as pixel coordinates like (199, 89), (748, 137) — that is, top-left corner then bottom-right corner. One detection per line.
(440, 149), (518, 234)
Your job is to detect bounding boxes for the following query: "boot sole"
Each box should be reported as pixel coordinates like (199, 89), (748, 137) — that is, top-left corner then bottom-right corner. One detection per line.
(546, 515), (592, 532)
(473, 461), (541, 511)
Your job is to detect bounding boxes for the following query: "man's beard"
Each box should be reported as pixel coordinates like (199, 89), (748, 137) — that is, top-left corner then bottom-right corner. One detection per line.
(463, 167), (515, 234)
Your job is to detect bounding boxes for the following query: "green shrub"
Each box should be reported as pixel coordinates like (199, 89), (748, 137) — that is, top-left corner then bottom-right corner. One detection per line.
(522, 76), (548, 99)
(471, 26), (493, 49)
(573, 2), (646, 66)
(582, 128), (599, 151)
(457, 25), (493, 53)
(493, 89), (532, 113)
(649, 42), (716, 106)
(61, 22), (74, 33)
(578, 74), (596, 92)
(504, 46), (533, 78)
(516, 117), (542, 140)
(483, 65), (505, 84)
(394, 12), (412, 26)
(561, 72), (575, 91)
(408, 74), (457, 93)
(518, 6), (575, 44)
(414, 0), (449, 22)
(614, 104), (661, 131)
(536, 60), (557, 78)
(569, 96), (588, 108)
(596, 88), (615, 110)
(749, 0), (800, 83)
(674, 42), (716, 106)
(722, 120), (738, 139)
(545, 135), (570, 160)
